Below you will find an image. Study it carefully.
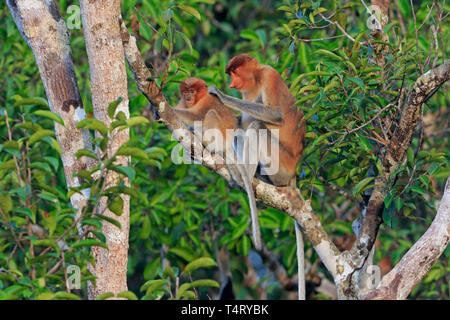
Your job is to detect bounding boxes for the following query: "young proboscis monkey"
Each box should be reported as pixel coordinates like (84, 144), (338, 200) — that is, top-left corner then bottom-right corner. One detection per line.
(208, 55), (307, 299)
(172, 77), (263, 250)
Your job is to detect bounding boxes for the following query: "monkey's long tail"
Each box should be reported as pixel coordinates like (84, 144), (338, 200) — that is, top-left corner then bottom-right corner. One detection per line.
(236, 164), (262, 251)
(295, 221), (305, 300)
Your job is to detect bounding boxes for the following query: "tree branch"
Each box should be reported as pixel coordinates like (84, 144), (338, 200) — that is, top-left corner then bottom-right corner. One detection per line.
(362, 175), (450, 299)
(344, 59), (450, 298)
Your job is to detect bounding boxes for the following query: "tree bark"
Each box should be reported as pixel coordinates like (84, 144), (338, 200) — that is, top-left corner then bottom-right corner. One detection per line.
(80, 0), (130, 299)
(6, 0), (92, 226)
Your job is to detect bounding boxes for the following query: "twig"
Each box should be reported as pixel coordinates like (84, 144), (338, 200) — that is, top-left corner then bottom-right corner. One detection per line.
(336, 103), (395, 136)
(294, 35), (346, 42)
(317, 12), (355, 42)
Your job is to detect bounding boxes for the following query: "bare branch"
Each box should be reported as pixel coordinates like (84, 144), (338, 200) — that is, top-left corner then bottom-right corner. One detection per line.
(342, 59), (450, 298)
(362, 175), (450, 300)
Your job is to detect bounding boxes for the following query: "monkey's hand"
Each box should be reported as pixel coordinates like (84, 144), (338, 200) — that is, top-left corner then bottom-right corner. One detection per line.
(208, 85), (223, 100)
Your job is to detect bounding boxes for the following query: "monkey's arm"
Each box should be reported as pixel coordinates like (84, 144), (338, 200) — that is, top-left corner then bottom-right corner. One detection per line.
(208, 86), (284, 125)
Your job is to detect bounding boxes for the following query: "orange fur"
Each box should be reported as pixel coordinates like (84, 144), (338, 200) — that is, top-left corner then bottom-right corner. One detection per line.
(226, 55), (306, 184)
(174, 77), (237, 143)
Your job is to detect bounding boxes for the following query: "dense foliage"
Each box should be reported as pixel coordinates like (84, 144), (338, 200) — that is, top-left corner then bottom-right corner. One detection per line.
(0, 0), (448, 299)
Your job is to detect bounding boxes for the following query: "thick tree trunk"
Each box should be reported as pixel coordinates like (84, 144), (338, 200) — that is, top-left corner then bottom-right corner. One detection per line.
(6, 0), (92, 224)
(80, 0), (130, 299)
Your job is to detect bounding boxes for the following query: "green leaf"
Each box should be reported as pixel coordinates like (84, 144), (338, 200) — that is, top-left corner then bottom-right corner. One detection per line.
(278, 5), (295, 14)
(32, 239), (60, 254)
(75, 170), (93, 183)
(71, 239), (108, 249)
(75, 149), (98, 160)
(240, 29), (259, 43)
(314, 49), (344, 61)
(36, 292), (55, 300)
(189, 279), (220, 289)
(231, 219), (250, 240)
(116, 291), (138, 300)
(178, 5), (201, 20)
(241, 235), (250, 256)
(14, 207), (33, 220)
(43, 156), (59, 171)
(95, 292), (115, 300)
(184, 257), (216, 275)
(108, 195), (124, 216)
(116, 147), (148, 159)
(162, 266), (176, 280)
(126, 116), (150, 127)
(169, 248), (196, 262)
(407, 147), (414, 167)
(0, 159), (16, 171)
(28, 162), (52, 173)
(347, 77), (365, 90)
(34, 110), (65, 126)
(95, 214), (122, 229)
(141, 279), (169, 294)
(108, 97), (123, 119)
(111, 120), (128, 130)
(77, 118), (108, 137)
(419, 175), (429, 187)
(15, 122), (42, 132)
(395, 198), (404, 211)
(0, 194), (13, 214)
(177, 283), (191, 299)
(109, 165), (136, 182)
(177, 31), (193, 53)
(29, 129), (54, 144)
(13, 97), (48, 108)
(37, 192), (58, 202)
(139, 216), (151, 239)
(2, 140), (20, 150)
(103, 186), (138, 198)
(179, 290), (197, 299)
(384, 193), (394, 208)
(52, 292), (81, 300)
(353, 177), (375, 197)
(408, 186), (426, 195)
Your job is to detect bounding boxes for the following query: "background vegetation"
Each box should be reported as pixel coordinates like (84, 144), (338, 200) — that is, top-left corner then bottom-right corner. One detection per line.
(0, 0), (448, 299)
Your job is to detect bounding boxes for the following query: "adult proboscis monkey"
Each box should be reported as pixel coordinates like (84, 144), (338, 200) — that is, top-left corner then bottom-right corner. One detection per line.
(208, 55), (307, 299)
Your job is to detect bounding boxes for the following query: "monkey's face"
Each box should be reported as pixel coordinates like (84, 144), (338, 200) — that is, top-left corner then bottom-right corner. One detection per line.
(229, 71), (244, 90)
(230, 61), (256, 92)
(181, 88), (197, 108)
(229, 67), (255, 93)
